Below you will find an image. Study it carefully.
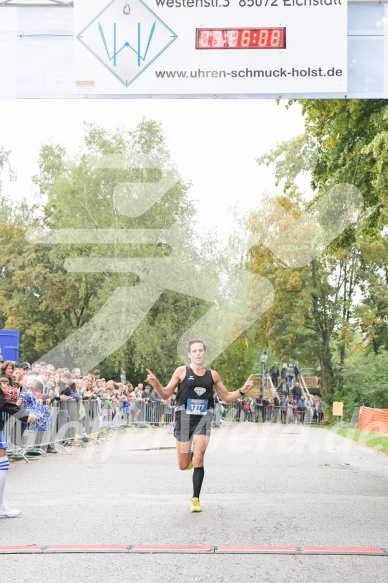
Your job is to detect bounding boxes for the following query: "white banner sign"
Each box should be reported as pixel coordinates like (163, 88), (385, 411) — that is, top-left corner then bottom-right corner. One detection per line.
(74, 0), (347, 95)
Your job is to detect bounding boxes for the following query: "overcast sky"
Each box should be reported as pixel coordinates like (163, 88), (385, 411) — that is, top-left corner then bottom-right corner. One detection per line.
(1, 99), (305, 239)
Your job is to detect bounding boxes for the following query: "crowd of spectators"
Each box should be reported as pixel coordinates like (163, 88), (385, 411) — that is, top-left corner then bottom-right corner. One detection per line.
(0, 356), (324, 448)
(0, 359), (178, 451)
(233, 393), (324, 425)
(226, 359), (324, 425)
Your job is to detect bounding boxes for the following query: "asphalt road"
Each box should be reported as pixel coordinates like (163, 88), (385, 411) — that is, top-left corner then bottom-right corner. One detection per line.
(1, 422), (387, 582)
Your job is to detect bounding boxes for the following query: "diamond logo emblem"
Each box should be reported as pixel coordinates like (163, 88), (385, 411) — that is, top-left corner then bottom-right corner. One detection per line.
(77, 0), (177, 88)
(194, 388), (206, 396)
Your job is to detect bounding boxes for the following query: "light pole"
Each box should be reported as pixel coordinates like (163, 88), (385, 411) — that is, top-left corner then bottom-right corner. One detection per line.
(260, 351), (267, 399)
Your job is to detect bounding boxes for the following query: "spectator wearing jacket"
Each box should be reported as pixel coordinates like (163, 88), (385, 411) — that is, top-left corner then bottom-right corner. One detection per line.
(0, 362), (20, 404)
(243, 398), (251, 422)
(273, 395), (280, 423)
(294, 382), (302, 403)
(71, 368), (82, 380)
(292, 399), (299, 424)
(287, 397), (294, 424)
(305, 396), (314, 424)
(287, 364), (295, 389)
(142, 385), (153, 423)
(293, 361), (300, 383)
(254, 395), (262, 422)
(297, 396), (307, 424)
(269, 362), (280, 388)
(27, 362), (42, 378)
(279, 379), (289, 398)
(150, 387), (163, 425)
(128, 389), (142, 427)
(34, 369), (51, 395)
(281, 363), (288, 380)
(266, 398), (274, 422)
(163, 396), (174, 425)
(0, 361), (17, 388)
(235, 398), (243, 422)
(60, 372), (79, 400)
(279, 396), (288, 424)
(261, 397), (268, 422)
(213, 393), (223, 427)
(315, 399), (324, 423)
(0, 380), (36, 518)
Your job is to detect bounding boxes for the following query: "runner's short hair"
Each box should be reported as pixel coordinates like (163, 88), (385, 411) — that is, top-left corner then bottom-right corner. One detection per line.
(187, 339), (207, 352)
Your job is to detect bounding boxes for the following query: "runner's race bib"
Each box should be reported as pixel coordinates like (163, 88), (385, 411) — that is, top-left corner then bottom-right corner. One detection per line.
(186, 398), (208, 415)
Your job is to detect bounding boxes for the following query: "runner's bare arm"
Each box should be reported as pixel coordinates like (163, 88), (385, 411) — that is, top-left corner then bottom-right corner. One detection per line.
(145, 367), (185, 400)
(212, 371), (254, 403)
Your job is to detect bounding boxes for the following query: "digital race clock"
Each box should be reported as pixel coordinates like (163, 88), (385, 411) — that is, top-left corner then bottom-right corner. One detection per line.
(196, 28), (286, 50)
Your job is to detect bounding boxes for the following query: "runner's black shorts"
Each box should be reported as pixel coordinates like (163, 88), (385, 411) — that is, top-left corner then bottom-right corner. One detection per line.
(173, 409), (213, 442)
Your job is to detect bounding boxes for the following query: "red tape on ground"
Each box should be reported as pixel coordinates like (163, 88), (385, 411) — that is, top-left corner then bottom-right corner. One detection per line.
(131, 545), (213, 553)
(302, 547), (385, 555)
(0, 546), (44, 554)
(216, 546), (298, 554)
(0, 545), (386, 555)
(44, 545), (129, 553)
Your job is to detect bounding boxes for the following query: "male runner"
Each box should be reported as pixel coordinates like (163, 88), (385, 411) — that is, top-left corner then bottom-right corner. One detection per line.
(146, 339), (254, 513)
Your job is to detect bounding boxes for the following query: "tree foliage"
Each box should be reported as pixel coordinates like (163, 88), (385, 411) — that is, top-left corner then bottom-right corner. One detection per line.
(1, 121), (209, 381)
(249, 99), (388, 401)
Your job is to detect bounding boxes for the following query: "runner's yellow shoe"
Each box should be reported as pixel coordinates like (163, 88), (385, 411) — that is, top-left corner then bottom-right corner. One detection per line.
(191, 497), (202, 513)
(186, 461), (193, 470)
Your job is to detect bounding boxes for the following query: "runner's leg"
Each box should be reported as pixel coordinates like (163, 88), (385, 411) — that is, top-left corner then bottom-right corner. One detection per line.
(192, 434), (209, 500)
(176, 439), (192, 470)
(192, 433), (208, 468)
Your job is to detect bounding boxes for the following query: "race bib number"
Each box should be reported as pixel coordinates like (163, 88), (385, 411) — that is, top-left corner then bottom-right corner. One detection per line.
(186, 398), (208, 416)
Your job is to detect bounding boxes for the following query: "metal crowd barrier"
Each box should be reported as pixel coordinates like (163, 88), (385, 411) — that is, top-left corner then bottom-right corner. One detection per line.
(2, 398), (323, 462)
(2, 400), (104, 462)
(217, 403), (318, 425)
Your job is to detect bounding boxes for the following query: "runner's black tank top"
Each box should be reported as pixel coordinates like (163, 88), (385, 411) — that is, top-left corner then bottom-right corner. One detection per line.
(176, 366), (215, 409)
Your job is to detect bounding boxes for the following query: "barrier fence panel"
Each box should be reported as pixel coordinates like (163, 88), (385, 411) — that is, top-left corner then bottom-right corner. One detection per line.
(83, 400), (101, 437)
(2, 413), (30, 462)
(357, 406), (388, 436)
(220, 404), (319, 425)
(1, 397), (325, 455)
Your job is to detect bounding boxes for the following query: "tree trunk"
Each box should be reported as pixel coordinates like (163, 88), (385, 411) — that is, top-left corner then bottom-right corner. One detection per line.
(310, 259), (334, 397)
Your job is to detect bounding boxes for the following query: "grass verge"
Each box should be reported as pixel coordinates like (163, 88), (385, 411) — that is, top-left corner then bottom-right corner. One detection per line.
(330, 424), (388, 454)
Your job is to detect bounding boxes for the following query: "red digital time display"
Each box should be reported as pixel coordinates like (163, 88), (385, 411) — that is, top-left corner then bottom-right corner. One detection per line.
(196, 28), (286, 50)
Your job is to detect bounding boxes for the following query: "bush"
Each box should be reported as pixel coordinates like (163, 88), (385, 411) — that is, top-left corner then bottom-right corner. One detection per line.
(334, 349), (388, 419)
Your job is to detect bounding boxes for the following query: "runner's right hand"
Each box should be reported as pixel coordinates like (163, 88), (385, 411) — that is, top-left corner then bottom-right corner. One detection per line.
(145, 369), (159, 387)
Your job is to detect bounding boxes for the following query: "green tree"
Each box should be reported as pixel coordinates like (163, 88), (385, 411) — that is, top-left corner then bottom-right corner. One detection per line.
(335, 349), (388, 417)
(247, 100), (388, 399)
(355, 235), (388, 354)
(3, 121), (209, 379)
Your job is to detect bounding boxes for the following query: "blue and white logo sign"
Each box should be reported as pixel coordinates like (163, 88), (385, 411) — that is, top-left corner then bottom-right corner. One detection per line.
(76, 0), (177, 88)
(75, 0), (347, 96)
